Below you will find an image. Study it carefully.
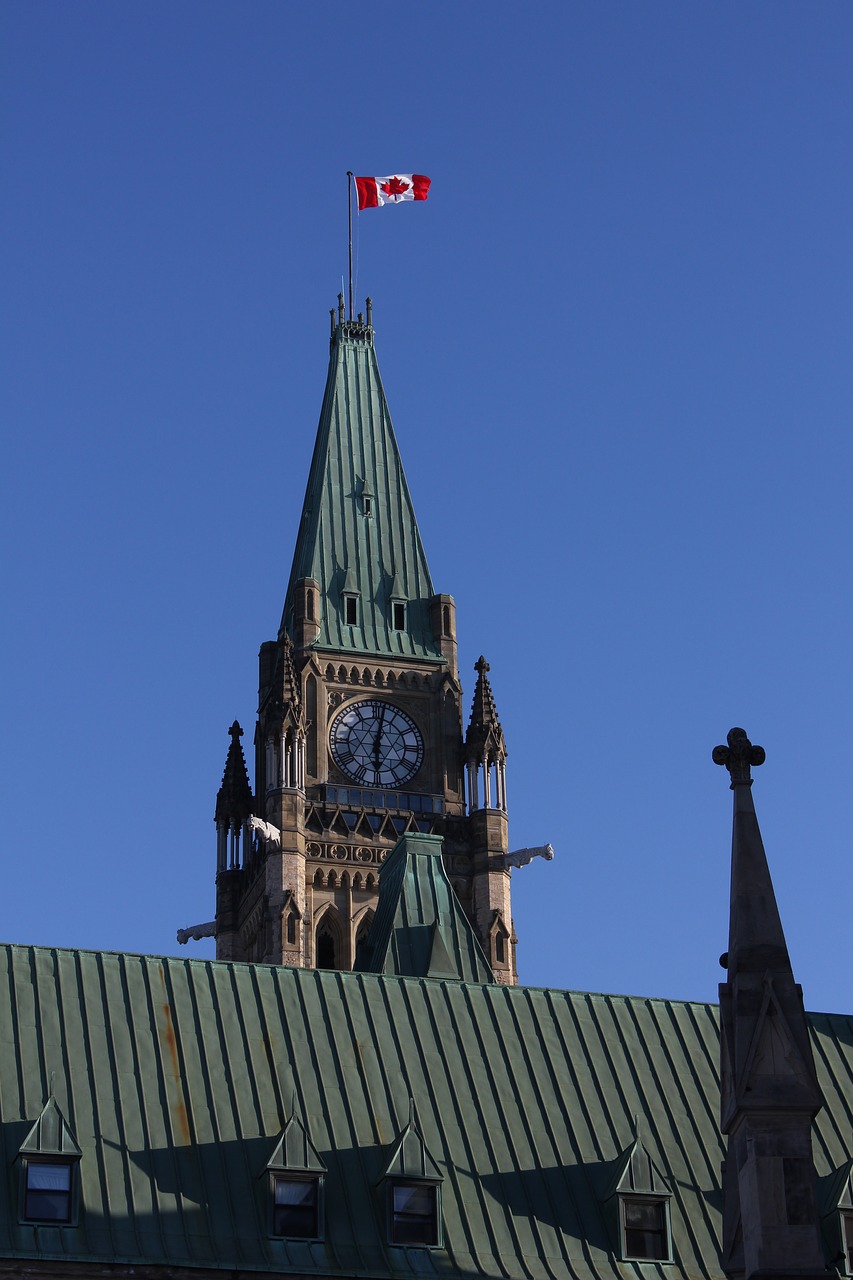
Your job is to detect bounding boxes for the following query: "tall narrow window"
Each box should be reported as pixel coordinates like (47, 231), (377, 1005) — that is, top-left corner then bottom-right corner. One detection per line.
(393, 602), (406, 631)
(495, 932), (505, 964)
(364, 496), (372, 517)
(316, 920), (338, 969)
(307, 590), (314, 620)
(286, 913), (296, 945)
(442, 605), (450, 634)
(345, 595), (358, 626)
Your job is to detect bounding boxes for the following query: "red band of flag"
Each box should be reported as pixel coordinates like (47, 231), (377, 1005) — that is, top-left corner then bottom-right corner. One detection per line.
(355, 174), (431, 210)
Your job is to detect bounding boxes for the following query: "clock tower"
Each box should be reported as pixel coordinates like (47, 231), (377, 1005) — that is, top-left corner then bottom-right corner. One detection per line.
(212, 299), (516, 982)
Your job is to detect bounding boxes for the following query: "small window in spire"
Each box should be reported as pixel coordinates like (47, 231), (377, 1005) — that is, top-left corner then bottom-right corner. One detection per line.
(392, 602), (406, 631)
(344, 594), (358, 626)
(364, 496), (372, 517)
(307, 590), (315, 621)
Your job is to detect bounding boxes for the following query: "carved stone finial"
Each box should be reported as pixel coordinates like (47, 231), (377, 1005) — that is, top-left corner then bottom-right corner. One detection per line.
(228, 720), (243, 740)
(475, 655), (490, 675)
(712, 726), (765, 788)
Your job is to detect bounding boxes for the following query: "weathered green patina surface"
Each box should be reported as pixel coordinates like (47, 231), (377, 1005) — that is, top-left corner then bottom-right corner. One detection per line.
(280, 321), (443, 662)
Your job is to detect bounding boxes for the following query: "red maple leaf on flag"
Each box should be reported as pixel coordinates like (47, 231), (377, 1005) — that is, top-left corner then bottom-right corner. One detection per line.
(380, 176), (411, 200)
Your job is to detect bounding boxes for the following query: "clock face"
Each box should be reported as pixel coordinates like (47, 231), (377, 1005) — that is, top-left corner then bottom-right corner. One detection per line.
(329, 699), (424, 788)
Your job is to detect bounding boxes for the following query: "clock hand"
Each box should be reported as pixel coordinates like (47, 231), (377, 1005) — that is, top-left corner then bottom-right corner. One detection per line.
(373, 707), (386, 768)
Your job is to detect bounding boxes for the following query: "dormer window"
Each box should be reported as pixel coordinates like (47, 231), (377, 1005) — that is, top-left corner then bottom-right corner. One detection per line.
(271, 1174), (321, 1240)
(23, 1159), (74, 1224)
(344, 594), (359, 626)
(264, 1109), (326, 1242)
(392, 602), (406, 631)
(364, 496), (372, 517)
(17, 1095), (81, 1227)
(381, 1099), (443, 1249)
(389, 1180), (440, 1247)
(620, 1196), (671, 1261)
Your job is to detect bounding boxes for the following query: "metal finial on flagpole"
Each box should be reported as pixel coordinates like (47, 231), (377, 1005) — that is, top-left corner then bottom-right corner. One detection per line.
(346, 171), (354, 321)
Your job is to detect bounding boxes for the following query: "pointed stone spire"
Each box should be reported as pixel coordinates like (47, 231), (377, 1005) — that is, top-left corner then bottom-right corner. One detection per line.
(714, 727), (825, 1280)
(465, 657), (506, 762)
(215, 721), (253, 827)
(280, 633), (302, 723)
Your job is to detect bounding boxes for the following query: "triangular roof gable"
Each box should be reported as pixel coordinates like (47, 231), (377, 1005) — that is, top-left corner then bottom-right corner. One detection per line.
(381, 1101), (442, 1183)
(266, 1108), (326, 1175)
(19, 1096), (81, 1159)
(356, 833), (494, 983)
(737, 973), (821, 1110)
(280, 319), (442, 662)
(604, 1120), (672, 1200)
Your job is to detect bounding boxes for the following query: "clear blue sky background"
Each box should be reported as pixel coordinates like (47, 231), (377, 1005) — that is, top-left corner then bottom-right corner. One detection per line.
(2, 2), (851, 1010)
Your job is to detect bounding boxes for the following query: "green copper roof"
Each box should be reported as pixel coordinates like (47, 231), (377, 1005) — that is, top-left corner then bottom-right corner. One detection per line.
(2, 943), (853, 1280)
(355, 833), (495, 983)
(281, 318), (442, 661)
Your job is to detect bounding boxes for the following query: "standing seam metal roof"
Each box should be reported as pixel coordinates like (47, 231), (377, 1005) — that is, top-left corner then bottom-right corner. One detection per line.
(2, 945), (853, 1280)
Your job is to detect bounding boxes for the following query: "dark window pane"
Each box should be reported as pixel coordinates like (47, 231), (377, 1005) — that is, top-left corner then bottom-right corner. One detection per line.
(25, 1163), (72, 1222)
(391, 1181), (438, 1246)
(272, 1177), (319, 1238)
(623, 1199), (668, 1260)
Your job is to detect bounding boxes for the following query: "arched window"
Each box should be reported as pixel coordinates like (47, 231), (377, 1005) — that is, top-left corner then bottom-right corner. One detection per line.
(286, 913), (296, 945)
(495, 932), (505, 964)
(307, 590), (314, 620)
(442, 605), (450, 635)
(316, 922), (337, 969)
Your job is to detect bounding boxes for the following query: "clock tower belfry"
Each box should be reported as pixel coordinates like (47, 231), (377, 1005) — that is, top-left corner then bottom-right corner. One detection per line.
(212, 300), (517, 983)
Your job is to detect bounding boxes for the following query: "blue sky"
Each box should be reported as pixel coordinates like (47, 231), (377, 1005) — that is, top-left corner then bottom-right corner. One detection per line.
(2, 2), (852, 1010)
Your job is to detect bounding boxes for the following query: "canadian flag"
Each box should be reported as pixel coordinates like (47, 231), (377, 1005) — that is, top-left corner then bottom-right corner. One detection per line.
(355, 174), (431, 210)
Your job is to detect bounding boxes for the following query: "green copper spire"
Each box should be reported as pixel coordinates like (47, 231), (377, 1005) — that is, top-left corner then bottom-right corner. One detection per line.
(281, 305), (442, 661)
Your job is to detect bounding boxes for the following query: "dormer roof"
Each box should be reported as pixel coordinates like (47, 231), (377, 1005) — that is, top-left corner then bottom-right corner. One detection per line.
(355, 833), (494, 983)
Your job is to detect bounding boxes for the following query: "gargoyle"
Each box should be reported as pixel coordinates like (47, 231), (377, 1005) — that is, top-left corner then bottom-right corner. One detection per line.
(505, 843), (554, 870)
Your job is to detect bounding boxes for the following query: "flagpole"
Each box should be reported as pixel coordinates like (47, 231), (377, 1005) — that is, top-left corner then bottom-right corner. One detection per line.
(346, 171), (354, 320)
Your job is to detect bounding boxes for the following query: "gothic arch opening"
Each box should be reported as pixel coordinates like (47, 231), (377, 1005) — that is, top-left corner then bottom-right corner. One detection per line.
(315, 908), (344, 971)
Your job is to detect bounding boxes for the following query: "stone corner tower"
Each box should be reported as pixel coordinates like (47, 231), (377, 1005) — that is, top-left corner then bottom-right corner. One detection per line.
(211, 299), (517, 982)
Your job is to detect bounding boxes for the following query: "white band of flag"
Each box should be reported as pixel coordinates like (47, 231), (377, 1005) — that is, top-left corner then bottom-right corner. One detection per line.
(355, 174), (431, 209)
